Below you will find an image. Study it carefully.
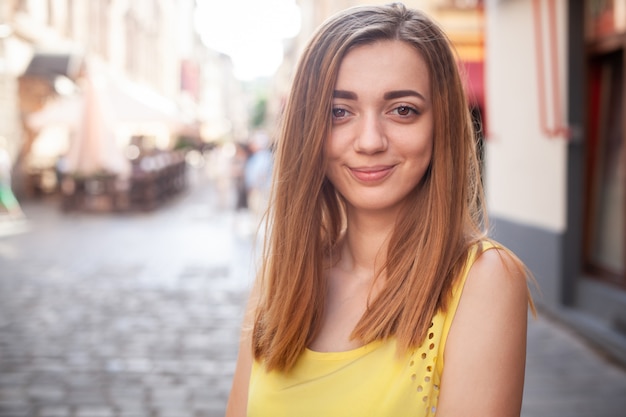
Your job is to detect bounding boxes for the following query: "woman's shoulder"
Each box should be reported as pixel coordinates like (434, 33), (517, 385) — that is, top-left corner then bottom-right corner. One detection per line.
(435, 240), (530, 415)
(444, 239), (532, 333)
(455, 239), (531, 333)
(451, 239), (524, 294)
(468, 240), (530, 294)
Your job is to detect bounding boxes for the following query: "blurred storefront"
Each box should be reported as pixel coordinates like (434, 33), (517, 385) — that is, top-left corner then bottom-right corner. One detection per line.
(484, 0), (626, 366)
(0, 0), (247, 212)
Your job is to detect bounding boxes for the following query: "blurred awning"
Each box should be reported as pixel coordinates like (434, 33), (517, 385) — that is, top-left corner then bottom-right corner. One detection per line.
(22, 52), (83, 82)
(28, 71), (187, 132)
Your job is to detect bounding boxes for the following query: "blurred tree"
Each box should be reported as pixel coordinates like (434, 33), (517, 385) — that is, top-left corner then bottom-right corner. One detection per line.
(251, 96), (267, 128)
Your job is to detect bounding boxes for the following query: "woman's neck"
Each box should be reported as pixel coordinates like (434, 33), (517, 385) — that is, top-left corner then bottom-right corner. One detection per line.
(338, 208), (398, 279)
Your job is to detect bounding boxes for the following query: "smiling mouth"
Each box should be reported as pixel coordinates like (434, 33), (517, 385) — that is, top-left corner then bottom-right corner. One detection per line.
(349, 166), (395, 182)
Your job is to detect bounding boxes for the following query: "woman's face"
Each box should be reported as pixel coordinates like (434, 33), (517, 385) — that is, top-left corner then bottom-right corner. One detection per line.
(325, 40), (434, 216)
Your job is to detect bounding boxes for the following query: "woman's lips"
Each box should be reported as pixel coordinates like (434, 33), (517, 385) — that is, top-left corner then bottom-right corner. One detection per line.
(349, 165), (395, 182)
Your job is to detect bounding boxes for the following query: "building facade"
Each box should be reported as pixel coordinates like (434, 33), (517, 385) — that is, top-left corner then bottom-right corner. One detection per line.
(484, 0), (626, 365)
(0, 0), (248, 199)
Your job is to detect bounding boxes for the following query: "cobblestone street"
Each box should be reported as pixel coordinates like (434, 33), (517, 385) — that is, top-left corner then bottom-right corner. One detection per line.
(0, 172), (625, 417)
(0, 172), (256, 417)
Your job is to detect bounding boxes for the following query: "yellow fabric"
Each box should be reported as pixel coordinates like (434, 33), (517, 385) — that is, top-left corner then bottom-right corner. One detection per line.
(248, 242), (491, 417)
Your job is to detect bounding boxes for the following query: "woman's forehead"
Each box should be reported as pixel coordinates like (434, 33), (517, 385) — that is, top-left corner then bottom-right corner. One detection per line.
(334, 40), (431, 101)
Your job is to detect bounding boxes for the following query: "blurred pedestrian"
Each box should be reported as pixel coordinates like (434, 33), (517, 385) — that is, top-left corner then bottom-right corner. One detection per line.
(0, 136), (25, 221)
(244, 132), (273, 217)
(233, 142), (251, 211)
(227, 4), (535, 417)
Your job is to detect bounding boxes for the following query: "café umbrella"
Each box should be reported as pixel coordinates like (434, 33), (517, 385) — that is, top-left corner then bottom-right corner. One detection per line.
(27, 72), (185, 176)
(62, 74), (129, 177)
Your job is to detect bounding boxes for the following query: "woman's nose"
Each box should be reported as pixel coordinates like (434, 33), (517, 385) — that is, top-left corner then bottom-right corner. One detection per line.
(353, 113), (387, 154)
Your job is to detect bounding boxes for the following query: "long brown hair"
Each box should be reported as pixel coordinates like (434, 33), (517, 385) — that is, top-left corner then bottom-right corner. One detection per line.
(254, 3), (493, 372)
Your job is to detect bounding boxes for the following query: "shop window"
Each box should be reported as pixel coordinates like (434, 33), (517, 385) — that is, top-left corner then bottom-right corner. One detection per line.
(585, 49), (625, 288)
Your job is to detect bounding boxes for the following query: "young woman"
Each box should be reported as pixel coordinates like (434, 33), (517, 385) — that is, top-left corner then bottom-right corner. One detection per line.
(227, 3), (534, 416)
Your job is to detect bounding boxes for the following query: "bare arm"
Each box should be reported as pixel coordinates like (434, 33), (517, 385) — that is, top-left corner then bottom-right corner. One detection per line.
(436, 248), (530, 417)
(225, 284), (260, 417)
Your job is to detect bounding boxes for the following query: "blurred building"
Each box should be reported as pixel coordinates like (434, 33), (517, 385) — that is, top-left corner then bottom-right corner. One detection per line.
(484, 0), (626, 366)
(0, 1), (24, 171)
(0, 0), (248, 203)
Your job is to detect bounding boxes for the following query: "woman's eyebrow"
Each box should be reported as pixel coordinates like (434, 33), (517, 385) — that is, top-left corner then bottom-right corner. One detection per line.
(333, 90), (357, 99)
(333, 89), (426, 101)
(383, 90), (426, 101)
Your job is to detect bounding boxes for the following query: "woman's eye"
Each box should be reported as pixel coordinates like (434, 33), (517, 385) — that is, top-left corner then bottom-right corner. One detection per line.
(393, 106), (417, 116)
(332, 108), (348, 119)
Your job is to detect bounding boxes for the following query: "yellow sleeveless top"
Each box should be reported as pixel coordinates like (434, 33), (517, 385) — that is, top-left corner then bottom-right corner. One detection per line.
(248, 243), (489, 417)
